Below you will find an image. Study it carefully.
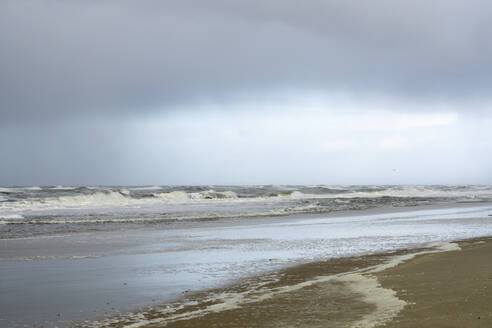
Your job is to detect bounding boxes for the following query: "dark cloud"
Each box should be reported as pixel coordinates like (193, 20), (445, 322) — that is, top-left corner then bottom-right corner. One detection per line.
(1, 0), (492, 124)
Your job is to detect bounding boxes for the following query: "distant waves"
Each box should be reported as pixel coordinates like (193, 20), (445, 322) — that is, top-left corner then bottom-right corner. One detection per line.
(1, 185), (492, 238)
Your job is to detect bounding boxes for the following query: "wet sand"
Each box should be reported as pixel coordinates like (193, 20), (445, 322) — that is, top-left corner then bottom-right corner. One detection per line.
(377, 237), (492, 328)
(88, 238), (492, 328)
(80, 251), (392, 327)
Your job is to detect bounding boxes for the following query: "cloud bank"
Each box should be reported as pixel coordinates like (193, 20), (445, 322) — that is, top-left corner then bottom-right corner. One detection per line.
(2, 0), (492, 123)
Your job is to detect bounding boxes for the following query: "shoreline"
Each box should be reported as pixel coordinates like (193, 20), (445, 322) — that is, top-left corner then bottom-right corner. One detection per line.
(79, 236), (492, 328)
(75, 236), (492, 328)
(2, 201), (491, 262)
(2, 198), (490, 241)
(2, 203), (492, 327)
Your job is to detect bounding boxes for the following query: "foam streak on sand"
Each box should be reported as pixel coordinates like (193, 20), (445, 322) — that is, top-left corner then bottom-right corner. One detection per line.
(86, 242), (461, 328)
(345, 242), (461, 328)
(340, 274), (404, 328)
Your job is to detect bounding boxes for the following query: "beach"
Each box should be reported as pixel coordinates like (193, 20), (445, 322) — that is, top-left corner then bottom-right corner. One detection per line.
(2, 194), (492, 327)
(79, 237), (492, 328)
(378, 237), (492, 328)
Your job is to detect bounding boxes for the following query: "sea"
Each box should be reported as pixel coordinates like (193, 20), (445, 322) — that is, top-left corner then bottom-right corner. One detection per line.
(2, 185), (492, 239)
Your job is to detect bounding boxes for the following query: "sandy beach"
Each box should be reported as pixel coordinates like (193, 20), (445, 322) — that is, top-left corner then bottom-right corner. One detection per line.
(91, 237), (492, 328)
(68, 202), (492, 328)
(377, 237), (492, 328)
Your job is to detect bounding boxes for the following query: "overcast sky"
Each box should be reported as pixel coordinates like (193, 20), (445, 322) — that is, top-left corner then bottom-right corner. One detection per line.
(1, 0), (492, 186)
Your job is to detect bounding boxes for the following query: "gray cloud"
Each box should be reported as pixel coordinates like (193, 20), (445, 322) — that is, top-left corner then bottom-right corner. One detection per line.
(2, 0), (492, 124)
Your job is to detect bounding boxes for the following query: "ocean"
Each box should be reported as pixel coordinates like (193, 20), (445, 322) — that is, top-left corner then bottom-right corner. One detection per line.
(1, 185), (492, 239)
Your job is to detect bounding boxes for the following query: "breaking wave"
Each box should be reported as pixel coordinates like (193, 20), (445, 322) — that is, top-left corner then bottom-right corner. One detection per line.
(23, 186), (43, 191)
(1, 185), (492, 234)
(152, 190), (238, 201)
(127, 186), (163, 191)
(50, 185), (78, 190)
(0, 187), (22, 193)
(2, 186), (492, 213)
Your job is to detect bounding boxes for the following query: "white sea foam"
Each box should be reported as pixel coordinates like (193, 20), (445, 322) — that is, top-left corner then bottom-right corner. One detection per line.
(51, 185), (77, 190)
(153, 190), (195, 201)
(2, 233), (75, 240)
(0, 186), (43, 193)
(299, 186), (492, 199)
(153, 190), (238, 202)
(289, 191), (306, 199)
(148, 185), (492, 202)
(360, 242), (461, 275)
(0, 254), (101, 261)
(343, 273), (406, 328)
(55, 191), (130, 207)
(0, 208), (299, 225)
(346, 242), (461, 328)
(0, 214), (24, 220)
(0, 187), (22, 193)
(127, 186), (163, 191)
(0, 189), (244, 214)
(2, 186), (492, 216)
(23, 186), (42, 191)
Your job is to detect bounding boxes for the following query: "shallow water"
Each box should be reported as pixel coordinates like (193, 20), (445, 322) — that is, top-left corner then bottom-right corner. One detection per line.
(1, 204), (492, 327)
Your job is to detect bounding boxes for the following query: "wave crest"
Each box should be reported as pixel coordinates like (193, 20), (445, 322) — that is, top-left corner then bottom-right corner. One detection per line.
(153, 190), (238, 202)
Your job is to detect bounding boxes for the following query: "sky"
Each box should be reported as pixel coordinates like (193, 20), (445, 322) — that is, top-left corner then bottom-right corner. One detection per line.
(1, 0), (492, 186)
